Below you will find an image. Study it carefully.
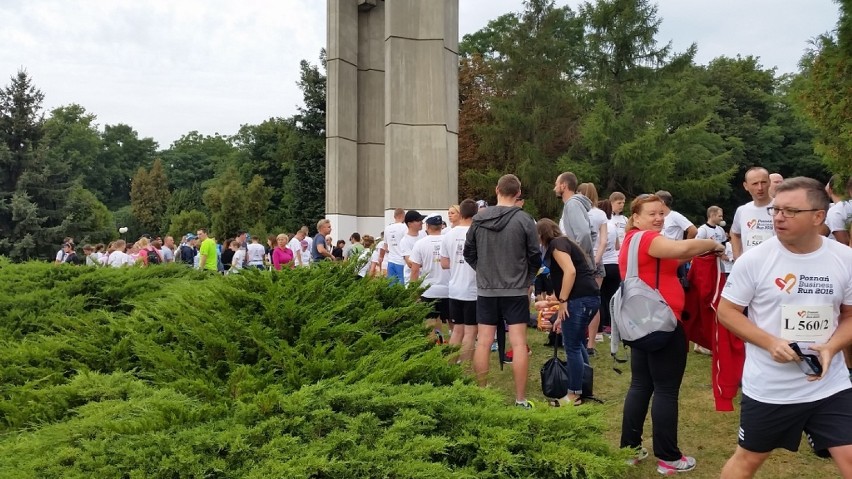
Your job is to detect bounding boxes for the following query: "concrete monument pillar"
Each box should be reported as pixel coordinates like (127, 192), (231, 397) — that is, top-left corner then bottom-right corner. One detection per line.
(326, 0), (459, 238)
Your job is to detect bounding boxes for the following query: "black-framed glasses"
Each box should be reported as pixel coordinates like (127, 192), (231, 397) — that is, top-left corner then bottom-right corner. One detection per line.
(766, 207), (820, 218)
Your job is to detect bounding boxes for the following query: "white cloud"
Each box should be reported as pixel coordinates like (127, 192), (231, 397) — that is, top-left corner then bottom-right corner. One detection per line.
(0, 0), (838, 148)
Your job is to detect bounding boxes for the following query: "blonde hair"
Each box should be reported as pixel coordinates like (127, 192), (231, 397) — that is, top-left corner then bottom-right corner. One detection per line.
(276, 233), (289, 243)
(625, 194), (663, 231)
(577, 183), (599, 204)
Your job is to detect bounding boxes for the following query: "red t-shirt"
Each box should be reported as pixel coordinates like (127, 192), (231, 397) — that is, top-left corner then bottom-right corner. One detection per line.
(618, 229), (684, 320)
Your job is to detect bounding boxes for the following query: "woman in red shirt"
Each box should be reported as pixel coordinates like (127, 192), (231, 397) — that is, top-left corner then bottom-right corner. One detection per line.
(619, 194), (723, 475)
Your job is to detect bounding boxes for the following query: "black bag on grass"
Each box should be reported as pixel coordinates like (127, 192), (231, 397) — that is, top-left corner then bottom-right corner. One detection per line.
(541, 341), (602, 402)
(540, 344), (569, 399)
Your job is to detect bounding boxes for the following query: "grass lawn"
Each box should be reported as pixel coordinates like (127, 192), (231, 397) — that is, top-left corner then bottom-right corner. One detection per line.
(465, 327), (839, 479)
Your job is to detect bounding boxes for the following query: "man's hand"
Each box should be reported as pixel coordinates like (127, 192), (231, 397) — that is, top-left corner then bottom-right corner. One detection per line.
(808, 342), (838, 381)
(766, 338), (799, 364)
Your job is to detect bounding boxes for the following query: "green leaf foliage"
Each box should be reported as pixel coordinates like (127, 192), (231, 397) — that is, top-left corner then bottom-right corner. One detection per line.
(0, 262), (628, 478)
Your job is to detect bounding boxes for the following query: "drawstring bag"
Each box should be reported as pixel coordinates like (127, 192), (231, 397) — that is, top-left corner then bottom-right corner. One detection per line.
(541, 326), (604, 403)
(540, 341), (570, 399)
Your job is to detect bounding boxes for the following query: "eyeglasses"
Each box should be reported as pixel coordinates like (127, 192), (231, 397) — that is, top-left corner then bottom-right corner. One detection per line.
(766, 207), (820, 218)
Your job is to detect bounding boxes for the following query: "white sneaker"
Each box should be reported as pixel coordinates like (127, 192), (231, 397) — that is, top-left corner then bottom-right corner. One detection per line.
(595, 333), (604, 343)
(627, 447), (649, 466)
(657, 455), (696, 475)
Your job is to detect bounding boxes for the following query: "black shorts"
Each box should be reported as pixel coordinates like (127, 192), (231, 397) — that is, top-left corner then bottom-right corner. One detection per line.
(739, 388), (852, 453)
(476, 295), (529, 326)
(422, 296), (449, 321)
(449, 299), (477, 326)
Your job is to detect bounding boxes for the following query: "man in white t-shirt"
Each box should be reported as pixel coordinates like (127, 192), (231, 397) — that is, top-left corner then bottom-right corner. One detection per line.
(826, 177), (852, 246)
(410, 216), (449, 327)
(399, 210), (427, 285)
(379, 208), (407, 285)
(731, 167), (775, 260)
(696, 205), (732, 273)
(718, 177), (852, 478)
(656, 190), (697, 241)
(441, 199), (479, 363)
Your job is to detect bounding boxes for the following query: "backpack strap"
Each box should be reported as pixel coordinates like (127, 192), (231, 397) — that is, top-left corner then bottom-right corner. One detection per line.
(626, 230), (662, 289)
(624, 230), (645, 279)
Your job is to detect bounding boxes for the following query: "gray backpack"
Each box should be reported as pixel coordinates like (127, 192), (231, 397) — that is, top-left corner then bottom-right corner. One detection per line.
(609, 231), (678, 353)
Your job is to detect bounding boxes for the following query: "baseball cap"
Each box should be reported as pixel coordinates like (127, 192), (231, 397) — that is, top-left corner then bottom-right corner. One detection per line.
(404, 210), (426, 223)
(476, 199), (488, 209)
(425, 215), (443, 226)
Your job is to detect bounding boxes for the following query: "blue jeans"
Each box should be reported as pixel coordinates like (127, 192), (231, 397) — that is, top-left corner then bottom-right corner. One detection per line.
(561, 296), (600, 394)
(387, 262), (405, 285)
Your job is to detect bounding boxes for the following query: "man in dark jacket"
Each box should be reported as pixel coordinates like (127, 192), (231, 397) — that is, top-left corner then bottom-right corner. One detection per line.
(464, 173), (541, 409)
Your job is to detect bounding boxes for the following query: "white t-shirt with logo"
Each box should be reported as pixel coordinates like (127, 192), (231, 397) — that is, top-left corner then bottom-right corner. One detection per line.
(826, 200), (852, 235)
(731, 201), (775, 254)
(440, 225), (477, 301)
(409, 235), (449, 298)
(384, 222), (407, 265)
(662, 210), (694, 240)
(722, 236), (852, 404)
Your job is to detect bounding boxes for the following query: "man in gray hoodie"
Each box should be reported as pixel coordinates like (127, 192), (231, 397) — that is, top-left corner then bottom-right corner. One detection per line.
(464, 174), (541, 409)
(554, 171), (595, 268)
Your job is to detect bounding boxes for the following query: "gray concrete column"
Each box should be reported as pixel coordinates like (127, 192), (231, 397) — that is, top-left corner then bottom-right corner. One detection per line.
(384, 0), (459, 217)
(326, 0), (459, 239)
(326, 0), (359, 227)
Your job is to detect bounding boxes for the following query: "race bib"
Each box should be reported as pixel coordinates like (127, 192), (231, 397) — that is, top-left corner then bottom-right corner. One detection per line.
(780, 304), (834, 343)
(745, 230), (769, 248)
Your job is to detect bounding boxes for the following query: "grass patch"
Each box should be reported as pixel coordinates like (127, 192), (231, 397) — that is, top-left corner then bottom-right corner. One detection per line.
(477, 329), (840, 478)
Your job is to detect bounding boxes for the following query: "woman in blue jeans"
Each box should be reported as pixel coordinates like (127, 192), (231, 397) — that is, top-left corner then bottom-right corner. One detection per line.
(536, 219), (601, 406)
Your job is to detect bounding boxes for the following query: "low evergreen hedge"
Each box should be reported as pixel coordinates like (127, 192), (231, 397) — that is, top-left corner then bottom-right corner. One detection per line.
(0, 261), (628, 478)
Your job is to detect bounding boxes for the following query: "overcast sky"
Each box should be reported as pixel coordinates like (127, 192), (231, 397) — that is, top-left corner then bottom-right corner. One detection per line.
(0, 0), (840, 149)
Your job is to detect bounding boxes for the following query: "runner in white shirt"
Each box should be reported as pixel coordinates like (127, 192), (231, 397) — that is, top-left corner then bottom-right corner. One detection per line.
(656, 190), (697, 240)
(400, 213), (426, 285)
(441, 199), (479, 362)
(599, 192), (627, 335)
(107, 240), (130, 267)
(696, 205), (733, 273)
(825, 179), (852, 245)
(731, 167), (774, 260)
(718, 177), (852, 478)
(380, 208), (407, 285)
(410, 217), (450, 327)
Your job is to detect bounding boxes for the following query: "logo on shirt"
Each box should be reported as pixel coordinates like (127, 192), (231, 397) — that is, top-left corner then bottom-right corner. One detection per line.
(795, 274), (834, 295)
(747, 219), (757, 229)
(774, 273), (796, 293)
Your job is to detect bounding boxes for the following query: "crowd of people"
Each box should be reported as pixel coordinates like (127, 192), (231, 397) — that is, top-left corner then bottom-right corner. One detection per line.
(49, 167), (852, 477)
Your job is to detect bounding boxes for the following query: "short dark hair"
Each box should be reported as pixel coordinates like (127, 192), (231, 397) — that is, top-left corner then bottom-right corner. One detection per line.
(557, 172), (578, 192)
(496, 174), (521, 197)
(654, 190), (673, 208)
(459, 198), (478, 219)
(774, 177), (830, 212)
(350, 232), (361, 242)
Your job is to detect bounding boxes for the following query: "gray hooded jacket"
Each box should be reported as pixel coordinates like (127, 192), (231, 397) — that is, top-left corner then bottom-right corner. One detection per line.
(463, 206), (541, 297)
(560, 193), (595, 268)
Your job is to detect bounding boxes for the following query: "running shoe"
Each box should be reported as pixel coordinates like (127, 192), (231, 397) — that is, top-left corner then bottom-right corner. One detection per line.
(657, 455), (696, 475)
(626, 447), (649, 466)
